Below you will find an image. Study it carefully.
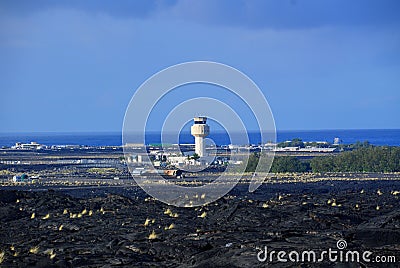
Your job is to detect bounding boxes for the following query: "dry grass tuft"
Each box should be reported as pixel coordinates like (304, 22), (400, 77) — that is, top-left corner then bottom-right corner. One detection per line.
(0, 251), (5, 264)
(164, 208), (172, 215)
(164, 223), (175, 230)
(198, 212), (207, 218)
(148, 230), (158, 240)
(144, 218), (152, 227)
(164, 208), (178, 218)
(43, 249), (56, 259)
(50, 252), (56, 259)
(29, 246), (39, 254)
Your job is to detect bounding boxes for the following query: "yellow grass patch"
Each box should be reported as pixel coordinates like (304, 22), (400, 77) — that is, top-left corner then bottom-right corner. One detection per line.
(148, 230), (158, 240)
(29, 246), (39, 254)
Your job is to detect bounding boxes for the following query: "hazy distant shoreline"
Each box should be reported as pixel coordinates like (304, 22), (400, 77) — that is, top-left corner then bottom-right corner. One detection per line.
(0, 129), (399, 147)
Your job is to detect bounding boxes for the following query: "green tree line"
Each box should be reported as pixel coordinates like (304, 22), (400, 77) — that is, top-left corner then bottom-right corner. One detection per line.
(310, 146), (400, 173)
(243, 146), (400, 173)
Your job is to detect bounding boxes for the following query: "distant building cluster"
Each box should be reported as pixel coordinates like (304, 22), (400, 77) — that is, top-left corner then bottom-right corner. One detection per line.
(10, 142), (122, 151)
(126, 150), (230, 168)
(6, 118), (341, 173)
(12, 142), (46, 150)
(274, 147), (337, 153)
(124, 117), (342, 170)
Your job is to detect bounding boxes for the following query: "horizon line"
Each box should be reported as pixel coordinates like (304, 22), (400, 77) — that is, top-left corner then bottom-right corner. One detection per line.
(0, 128), (399, 135)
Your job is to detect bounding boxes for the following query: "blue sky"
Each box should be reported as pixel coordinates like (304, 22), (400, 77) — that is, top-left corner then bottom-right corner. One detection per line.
(0, 0), (399, 132)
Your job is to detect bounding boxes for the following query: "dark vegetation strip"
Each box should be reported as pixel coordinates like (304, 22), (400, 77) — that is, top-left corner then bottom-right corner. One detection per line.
(246, 146), (400, 173)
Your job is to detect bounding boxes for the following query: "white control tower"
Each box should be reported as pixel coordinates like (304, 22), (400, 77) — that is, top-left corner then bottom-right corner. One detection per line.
(191, 117), (210, 157)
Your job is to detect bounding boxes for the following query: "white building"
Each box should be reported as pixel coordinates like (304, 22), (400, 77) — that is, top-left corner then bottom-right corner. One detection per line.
(190, 117), (210, 157)
(168, 156), (189, 166)
(13, 142), (46, 150)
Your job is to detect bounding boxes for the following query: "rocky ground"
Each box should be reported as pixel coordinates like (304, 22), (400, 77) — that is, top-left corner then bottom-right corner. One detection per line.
(0, 180), (399, 267)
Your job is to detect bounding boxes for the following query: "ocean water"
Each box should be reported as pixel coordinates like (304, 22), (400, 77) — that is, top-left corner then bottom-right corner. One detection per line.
(0, 129), (399, 147)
